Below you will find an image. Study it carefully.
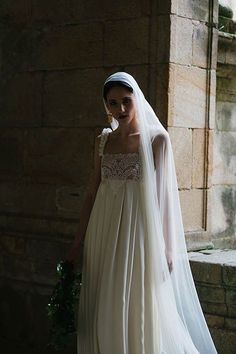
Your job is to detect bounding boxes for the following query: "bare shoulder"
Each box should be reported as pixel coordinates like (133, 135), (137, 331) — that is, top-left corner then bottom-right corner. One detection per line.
(152, 133), (167, 148)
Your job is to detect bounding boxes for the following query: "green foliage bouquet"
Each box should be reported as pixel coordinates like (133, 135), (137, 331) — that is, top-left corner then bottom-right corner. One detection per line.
(47, 260), (82, 350)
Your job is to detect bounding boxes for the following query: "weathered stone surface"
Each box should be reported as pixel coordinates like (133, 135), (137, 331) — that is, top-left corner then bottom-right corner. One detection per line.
(0, 214), (78, 238)
(225, 317), (236, 330)
(168, 127), (192, 189)
(24, 128), (94, 185)
(55, 185), (86, 218)
(32, 24), (103, 70)
(0, 182), (58, 217)
(210, 185), (236, 238)
(43, 68), (107, 127)
(0, 73), (42, 127)
(32, 0), (150, 23)
(104, 18), (149, 66)
(170, 15), (193, 66)
(0, 129), (24, 180)
(155, 63), (169, 126)
(223, 265), (236, 287)
(168, 64), (208, 128)
(196, 284), (225, 304)
(190, 260), (222, 285)
(171, 0), (218, 23)
(192, 128), (205, 188)
(226, 289), (236, 305)
(205, 314), (225, 329)
(179, 188), (204, 231)
(216, 101), (236, 132)
(201, 301), (228, 316)
(0, 0), (31, 24)
(1, 27), (32, 74)
(212, 132), (236, 185)
(155, 15), (170, 64)
(211, 327), (236, 354)
(0, 235), (26, 256)
(192, 20), (208, 68)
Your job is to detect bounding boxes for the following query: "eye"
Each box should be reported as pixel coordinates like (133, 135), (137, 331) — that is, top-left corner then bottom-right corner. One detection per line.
(108, 99), (117, 106)
(123, 97), (131, 105)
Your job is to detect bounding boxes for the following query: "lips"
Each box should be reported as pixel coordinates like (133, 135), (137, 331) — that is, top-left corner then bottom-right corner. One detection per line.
(119, 114), (128, 119)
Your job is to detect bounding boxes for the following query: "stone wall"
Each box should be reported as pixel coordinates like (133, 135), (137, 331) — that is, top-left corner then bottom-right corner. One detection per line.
(189, 250), (236, 354)
(166, 0), (218, 251)
(0, 0), (225, 353)
(212, 32), (236, 248)
(0, 1), (164, 352)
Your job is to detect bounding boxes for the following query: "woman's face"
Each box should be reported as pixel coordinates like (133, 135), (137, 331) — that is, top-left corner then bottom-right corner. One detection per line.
(106, 86), (137, 126)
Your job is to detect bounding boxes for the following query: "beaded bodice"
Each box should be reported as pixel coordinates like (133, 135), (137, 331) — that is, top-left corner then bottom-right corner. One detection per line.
(99, 130), (141, 182)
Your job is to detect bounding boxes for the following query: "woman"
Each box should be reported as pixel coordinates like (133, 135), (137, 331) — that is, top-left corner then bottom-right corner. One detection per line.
(67, 72), (217, 354)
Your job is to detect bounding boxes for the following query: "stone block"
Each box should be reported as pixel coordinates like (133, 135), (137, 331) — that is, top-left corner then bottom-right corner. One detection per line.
(210, 327), (236, 354)
(171, 0), (218, 23)
(0, 214), (78, 239)
(32, 24), (103, 70)
(192, 128), (205, 188)
(0, 182), (58, 217)
(170, 15), (193, 66)
(168, 127), (192, 189)
(56, 185), (86, 218)
(156, 0), (171, 14)
(190, 261), (222, 285)
(43, 68), (107, 127)
(155, 64), (169, 127)
(217, 67), (236, 94)
(201, 301), (228, 316)
(209, 71), (217, 130)
(168, 64), (208, 128)
(24, 128), (94, 185)
(212, 132), (236, 185)
(0, 72), (42, 128)
(225, 38), (236, 66)
(0, 0), (31, 24)
(155, 15), (170, 64)
(32, 0), (150, 23)
(0, 129), (24, 180)
(0, 255), (34, 282)
(1, 27), (32, 74)
(104, 18), (149, 66)
(0, 235), (26, 256)
(196, 284), (225, 304)
(192, 20), (208, 68)
(179, 188), (204, 231)
(205, 314), (224, 329)
(223, 265), (236, 287)
(216, 101), (236, 132)
(226, 289), (236, 305)
(210, 185), (235, 237)
(225, 318), (236, 331)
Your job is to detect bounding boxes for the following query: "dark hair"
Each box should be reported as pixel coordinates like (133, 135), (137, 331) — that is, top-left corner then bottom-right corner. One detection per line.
(103, 80), (133, 101)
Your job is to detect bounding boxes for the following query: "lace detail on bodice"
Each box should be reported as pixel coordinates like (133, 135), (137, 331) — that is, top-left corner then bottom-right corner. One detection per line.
(101, 153), (141, 181)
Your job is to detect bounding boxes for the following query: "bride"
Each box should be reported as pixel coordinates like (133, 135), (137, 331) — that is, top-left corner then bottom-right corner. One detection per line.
(67, 72), (217, 354)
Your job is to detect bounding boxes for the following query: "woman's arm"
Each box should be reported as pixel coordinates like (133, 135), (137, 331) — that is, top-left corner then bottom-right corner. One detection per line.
(66, 135), (102, 264)
(152, 134), (173, 273)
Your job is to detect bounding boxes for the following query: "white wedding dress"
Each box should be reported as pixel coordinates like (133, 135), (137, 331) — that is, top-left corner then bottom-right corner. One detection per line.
(77, 129), (215, 354)
(77, 131), (160, 353)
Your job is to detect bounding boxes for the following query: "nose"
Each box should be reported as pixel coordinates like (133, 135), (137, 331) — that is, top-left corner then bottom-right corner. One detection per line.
(119, 104), (125, 113)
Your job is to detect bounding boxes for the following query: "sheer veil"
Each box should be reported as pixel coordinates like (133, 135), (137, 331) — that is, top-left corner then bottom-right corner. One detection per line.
(103, 72), (217, 354)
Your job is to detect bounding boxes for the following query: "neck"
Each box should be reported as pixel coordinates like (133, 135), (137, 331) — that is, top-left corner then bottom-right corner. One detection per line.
(116, 118), (139, 138)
